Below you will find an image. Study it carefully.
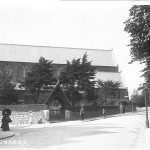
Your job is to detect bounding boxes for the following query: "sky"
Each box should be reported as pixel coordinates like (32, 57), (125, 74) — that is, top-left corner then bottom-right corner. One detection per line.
(0, 0), (149, 98)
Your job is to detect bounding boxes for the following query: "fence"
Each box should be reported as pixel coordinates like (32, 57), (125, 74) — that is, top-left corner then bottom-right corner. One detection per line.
(69, 105), (120, 120)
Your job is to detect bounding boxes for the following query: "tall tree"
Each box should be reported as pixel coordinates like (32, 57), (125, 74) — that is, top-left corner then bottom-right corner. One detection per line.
(60, 53), (96, 105)
(0, 67), (17, 104)
(23, 57), (54, 103)
(79, 53), (96, 91)
(124, 5), (150, 83)
(80, 53), (97, 102)
(97, 80), (122, 99)
(131, 89), (145, 107)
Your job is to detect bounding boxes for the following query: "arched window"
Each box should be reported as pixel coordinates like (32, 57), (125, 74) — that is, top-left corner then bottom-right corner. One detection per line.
(23, 66), (30, 78)
(56, 67), (63, 77)
(6, 65), (12, 76)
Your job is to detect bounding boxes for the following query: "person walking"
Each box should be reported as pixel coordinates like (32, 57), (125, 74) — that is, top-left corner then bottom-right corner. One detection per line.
(29, 111), (33, 125)
(102, 108), (106, 119)
(80, 107), (85, 121)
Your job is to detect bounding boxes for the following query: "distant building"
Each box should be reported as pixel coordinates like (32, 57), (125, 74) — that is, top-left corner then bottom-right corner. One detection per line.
(0, 43), (128, 103)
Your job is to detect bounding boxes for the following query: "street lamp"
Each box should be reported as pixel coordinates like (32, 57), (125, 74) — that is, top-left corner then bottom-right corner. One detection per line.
(144, 82), (149, 128)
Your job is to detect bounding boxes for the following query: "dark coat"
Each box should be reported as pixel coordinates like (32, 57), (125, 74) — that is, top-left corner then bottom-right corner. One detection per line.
(1, 114), (12, 131)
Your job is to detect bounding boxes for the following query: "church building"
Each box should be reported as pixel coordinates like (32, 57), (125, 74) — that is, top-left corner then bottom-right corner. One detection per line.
(0, 43), (128, 104)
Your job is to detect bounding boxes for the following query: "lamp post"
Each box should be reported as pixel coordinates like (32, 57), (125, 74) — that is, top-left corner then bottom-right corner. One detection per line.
(144, 83), (149, 128)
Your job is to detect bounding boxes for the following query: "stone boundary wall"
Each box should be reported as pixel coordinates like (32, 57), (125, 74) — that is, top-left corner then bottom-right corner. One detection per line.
(0, 104), (48, 125)
(0, 104), (48, 112)
(0, 104), (136, 124)
(0, 111), (45, 125)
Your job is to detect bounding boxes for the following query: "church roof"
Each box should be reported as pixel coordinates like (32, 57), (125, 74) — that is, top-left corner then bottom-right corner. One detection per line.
(95, 72), (127, 89)
(0, 43), (118, 67)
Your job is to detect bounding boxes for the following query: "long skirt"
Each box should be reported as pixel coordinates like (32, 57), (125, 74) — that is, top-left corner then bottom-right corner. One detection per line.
(1, 122), (10, 131)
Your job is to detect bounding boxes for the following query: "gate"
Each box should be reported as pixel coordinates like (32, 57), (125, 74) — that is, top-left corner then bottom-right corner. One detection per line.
(49, 99), (65, 121)
(49, 107), (65, 120)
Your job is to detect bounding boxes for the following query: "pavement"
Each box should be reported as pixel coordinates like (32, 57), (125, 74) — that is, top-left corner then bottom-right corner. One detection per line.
(132, 108), (150, 150)
(0, 112), (130, 140)
(0, 130), (15, 140)
(140, 121), (150, 150)
(144, 128), (150, 148)
(0, 108), (150, 149)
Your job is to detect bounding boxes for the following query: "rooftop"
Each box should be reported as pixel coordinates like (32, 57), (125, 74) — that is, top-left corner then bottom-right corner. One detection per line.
(0, 43), (118, 67)
(95, 72), (127, 89)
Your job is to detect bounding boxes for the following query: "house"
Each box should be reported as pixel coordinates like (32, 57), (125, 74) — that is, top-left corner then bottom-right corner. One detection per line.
(0, 43), (128, 104)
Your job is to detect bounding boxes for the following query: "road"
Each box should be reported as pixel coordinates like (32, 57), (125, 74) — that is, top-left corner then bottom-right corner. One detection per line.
(0, 108), (147, 150)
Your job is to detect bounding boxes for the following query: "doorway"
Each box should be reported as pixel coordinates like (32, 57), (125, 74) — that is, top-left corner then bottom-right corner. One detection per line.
(49, 97), (65, 120)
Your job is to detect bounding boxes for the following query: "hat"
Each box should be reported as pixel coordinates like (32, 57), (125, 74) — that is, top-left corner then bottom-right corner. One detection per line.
(2, 109), (11, 116)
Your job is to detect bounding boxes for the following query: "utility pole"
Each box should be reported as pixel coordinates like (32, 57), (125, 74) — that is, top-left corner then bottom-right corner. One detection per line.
(144, 83), (149, 128)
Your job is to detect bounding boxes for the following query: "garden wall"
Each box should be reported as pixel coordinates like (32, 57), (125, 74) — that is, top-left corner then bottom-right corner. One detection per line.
(0, 104), (48, 112)
(0, 103), (135, 125)
(0, 111), (45, 125)
(0, 104), (48, 125)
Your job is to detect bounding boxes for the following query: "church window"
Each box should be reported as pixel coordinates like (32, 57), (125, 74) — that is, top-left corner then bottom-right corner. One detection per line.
(23, 66), (30, 78)
(56, 67), (63, 77)
(6, 65), (12, 76)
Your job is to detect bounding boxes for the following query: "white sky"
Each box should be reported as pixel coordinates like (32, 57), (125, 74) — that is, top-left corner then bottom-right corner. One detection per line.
(0, 0), (149, 97)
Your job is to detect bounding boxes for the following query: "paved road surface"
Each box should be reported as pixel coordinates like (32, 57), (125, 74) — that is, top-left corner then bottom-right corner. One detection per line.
(0, 109), (146, 150)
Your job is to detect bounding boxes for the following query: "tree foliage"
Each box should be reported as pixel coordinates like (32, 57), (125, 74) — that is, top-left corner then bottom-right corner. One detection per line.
(124, 5), (150, 83)
(0, 68), (17, 104)
(124, 5), (150, 63)
(23, 57), (54, 103)
(97, 80), (122, 99)
(59, 53), (96, 105)
(131, 89), (145, 107)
